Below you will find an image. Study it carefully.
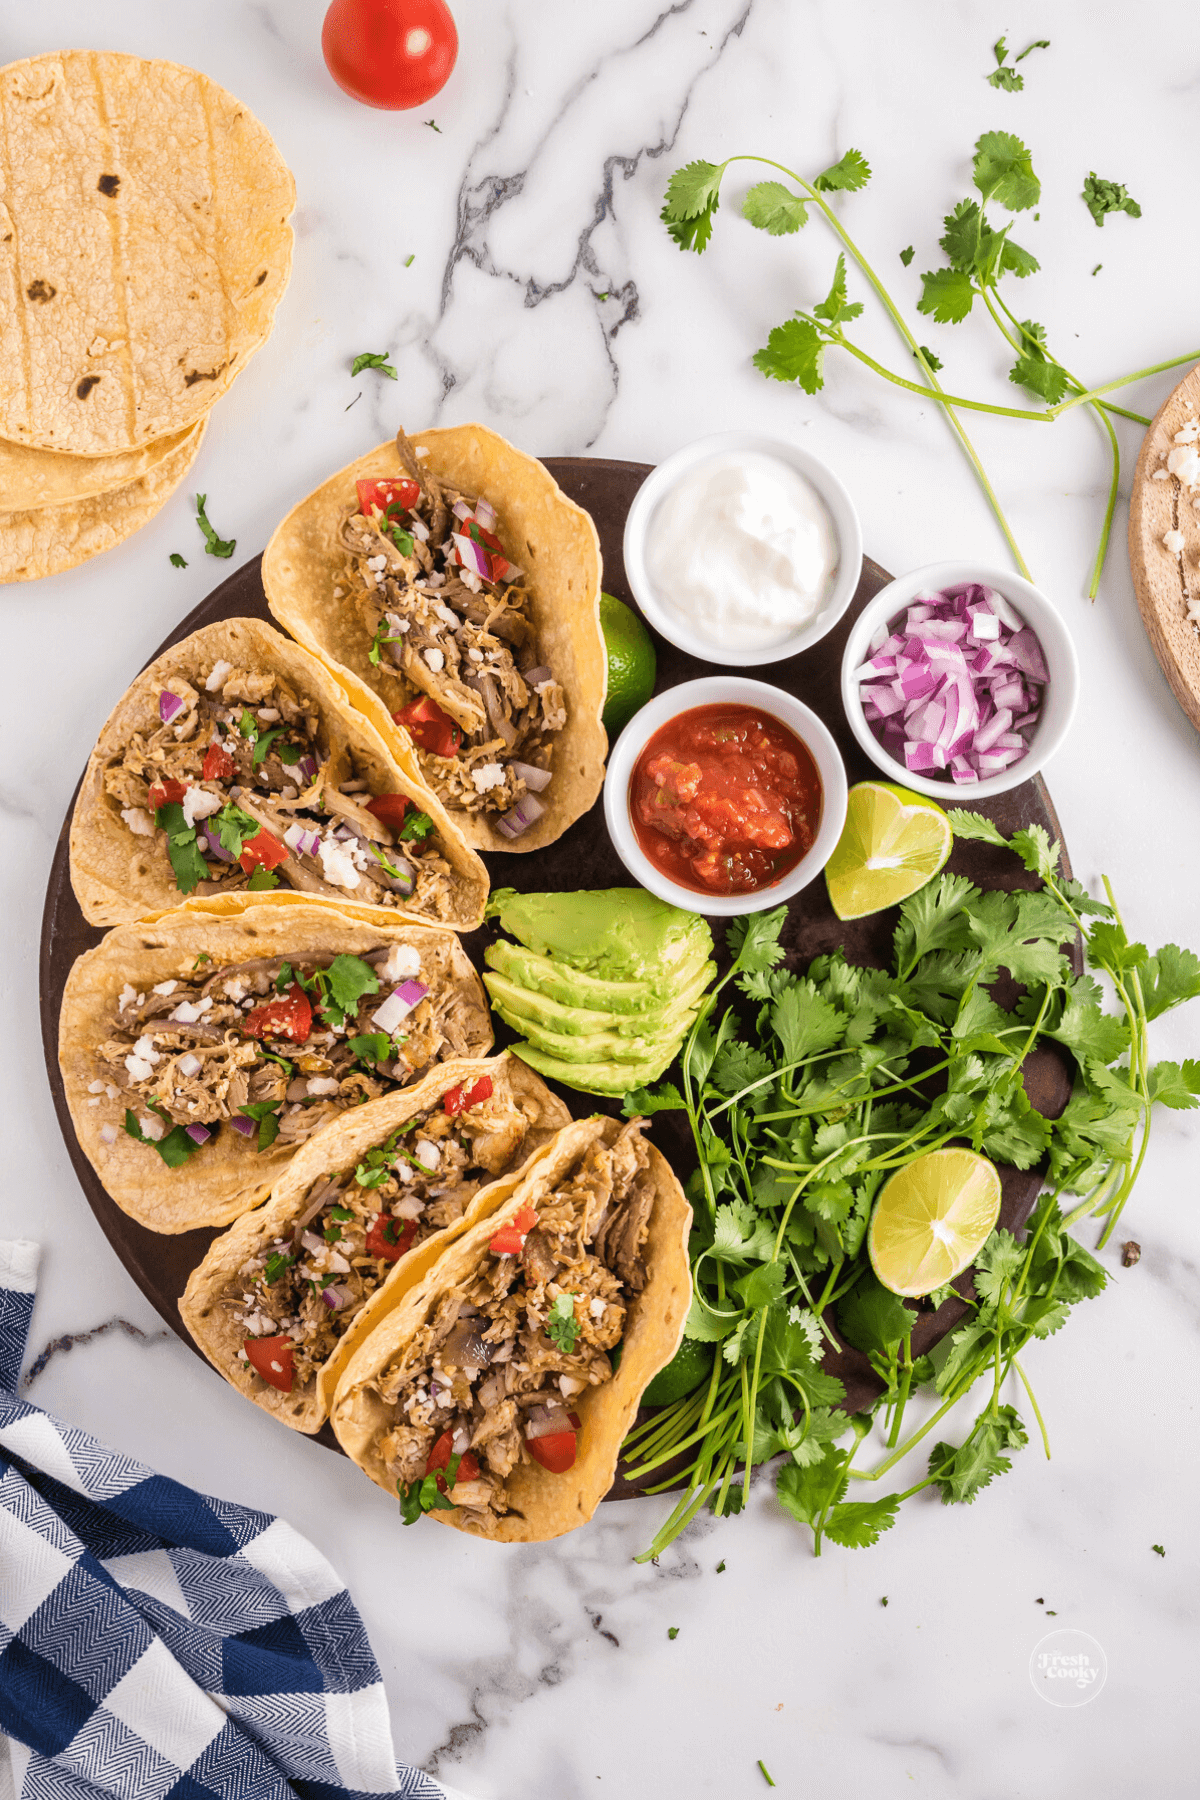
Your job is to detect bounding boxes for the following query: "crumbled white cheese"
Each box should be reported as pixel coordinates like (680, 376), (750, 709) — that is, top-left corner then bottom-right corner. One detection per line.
(120, 806), (155, 837)
(1174, 422), (1200, 445)
(416, 446), (429, 459)
(423, 647), (445, 672)
(139, 1112), (164, 1141)
(133, 1034), (160, 1063)
(1153, 468), (1170, 481)
(178, 1053), (202, 1078)
(470, 762), (505, 794)
(181, 787), (221, 828)
(589, 1297), (606, 1319)
(118, 984), (137, 1012)
(318, 835), (361, 890)
(205, 660), (233, 693)
(435, 603), (459, 627)
(367, 554), (388, 572)
(559, 1375), (586, 1399)
(467, 647), (484, 662)
(223, 976), (248, 1002)
(1163, 529), (1186, 557)
(257, 707), (280, 724)
(394, 1191), (425, 1219)
(379, 942), (422, 984)
(1167, 445), (1200, 488)
(306, 1076), (340, 1096)
(87, 1079), (105, 1094)
(460, 570), (482, 594)
(333, 586), (344, 599)
(152, 980), (177, 997)
(170, 1000), (202, 1023)
(99, 1124), (118, 1146)
(414, 1138), (440, 1171)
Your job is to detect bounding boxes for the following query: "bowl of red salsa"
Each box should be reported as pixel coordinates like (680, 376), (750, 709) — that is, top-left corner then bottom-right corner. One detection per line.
(604, 677), (848, 915)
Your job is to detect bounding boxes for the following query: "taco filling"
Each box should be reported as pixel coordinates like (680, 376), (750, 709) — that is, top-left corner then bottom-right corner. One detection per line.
(104, 652), (464, 915)
(227, 1073), (540, 1399)
(96, 941), (482, 1166)
(337, 429), (567, 837)
(368, 1118), (655, 1529)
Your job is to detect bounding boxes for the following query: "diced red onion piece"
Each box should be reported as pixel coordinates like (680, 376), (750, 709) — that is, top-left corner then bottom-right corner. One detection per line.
(231, 1116), (256, 1138)
(185, 1122), (212, 1145)
(1008, 628), (1050, 683)
(496, 792), (546, 839)
(452, 498), (474, 522)
(525, 1403), (575, 1440)
(474, 497), (497, 529)
(202, 823), (235, 864)
(299, 756), (317, 782)
(321, 1285), (347, 1310)
(510, 760), (552, 792)
(159, 690), (184, 725)
(373, 979), (428, 1034)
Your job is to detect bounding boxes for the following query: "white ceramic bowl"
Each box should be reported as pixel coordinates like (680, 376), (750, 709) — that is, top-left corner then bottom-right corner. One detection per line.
(840, 562), (1080, 801)
(622, 430), (864, 666)
(603, 676), (848, 916)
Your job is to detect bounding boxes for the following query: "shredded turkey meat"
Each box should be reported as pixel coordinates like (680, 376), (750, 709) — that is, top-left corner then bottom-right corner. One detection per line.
(106, 657), (465, 919)
(372, 1119), (655, 1529)
(334, 427), (564, 824)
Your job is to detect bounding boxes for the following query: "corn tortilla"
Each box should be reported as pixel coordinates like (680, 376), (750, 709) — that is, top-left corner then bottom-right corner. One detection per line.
(179, 1056), (572, 1434)
(59, 900), (492, 1233)
(331, 1117), (692, 1541)
(0, 51), (294, 455)
(0, 425), (196, 511)
(0, 420), (203, 582)
(262, 425), (607, 855)
(69, 615), (489, 930)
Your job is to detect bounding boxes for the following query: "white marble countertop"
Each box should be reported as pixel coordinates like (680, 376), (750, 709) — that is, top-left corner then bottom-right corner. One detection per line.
(5, 3), (1200, 1794)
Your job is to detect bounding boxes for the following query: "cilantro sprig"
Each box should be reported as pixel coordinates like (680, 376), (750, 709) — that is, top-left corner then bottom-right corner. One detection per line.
(623, 824), (1200, 1560)
(351, 351), (398, 379)
(398, 1456), (462, 1525)
(986, 34), (1050, 92)
(194, 493), (235, 559)
(662, 140), (1198, 599)
(547, 1294), (580, 1354)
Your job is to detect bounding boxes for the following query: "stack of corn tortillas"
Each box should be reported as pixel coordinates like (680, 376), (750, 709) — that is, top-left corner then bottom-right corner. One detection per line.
(0, 50), (295, 582)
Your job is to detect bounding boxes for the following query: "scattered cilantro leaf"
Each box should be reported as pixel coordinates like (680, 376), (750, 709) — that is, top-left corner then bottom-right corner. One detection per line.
(812, 148), (871, 192)
(928, 1405), (1027, 1504)
(194, 493), (235, 559)
(753, 318), (826, 392)
(973, 130), (1040, 212)
(546, 1293), (580, 1353)
(239, 1100), (281, 1153)
(1083, 173), (1141, 228)
(351, 351), (398, 378)
(169, 552), (188, 569)
(899, 244), (915, 266)
(812, 253), (863, 329)
(1152, 1544), (1165, 1557)
(246, 866), (280, 891)
(918, 266), (977, 324)
(397, 809), (436, 841)
(661, 159), (724, 252)
(822, 1495), (900, 1548)
(916, 345), (943, 372)
(667, 1626), (679, 1640)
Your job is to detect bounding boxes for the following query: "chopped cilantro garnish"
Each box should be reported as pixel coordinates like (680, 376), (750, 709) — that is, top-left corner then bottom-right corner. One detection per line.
(264, 1251), (293, 1283)
(255, 1046), (294, 1075)
(169, 552), (188, 568)
(397, 810), (435, 842)
(350, 351), (397, 379)
(252, 727), (285, 766)
(1152, 1544), (1166, 1557)
(312, 954), (380, 1029)
(355, 1127), (421, 1187)
(239, 1100), (281, 1152)
(195, 493), (236, 559)
(1082, 171), (1141, 227)
(330, 1204), (355, 1221)
(368, 843), (413, 887)
(404, 253), (415, 267)
(757, 1761), (775, 1788)
(193, 952), (212, 968)
(398, 1462), (458, 1525)
(123, 1107), (199, 1168)
(247, 866), (280, 891)
(546, 1293), (580, 1354)
(667, 1627), (679, 1641)
(214, 802), (262, 859)
(236, 708), (258, 742)
(154, 801), (209, 895)
(424, 119), (441, 133)
(346, 1031), (393, 1067)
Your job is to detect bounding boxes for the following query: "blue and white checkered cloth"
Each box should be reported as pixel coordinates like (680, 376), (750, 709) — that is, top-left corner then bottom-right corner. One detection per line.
(0, 1240), (469, 1800)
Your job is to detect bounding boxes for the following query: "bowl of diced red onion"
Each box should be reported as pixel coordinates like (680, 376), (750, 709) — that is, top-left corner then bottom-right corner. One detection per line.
(839, 563), (1079, 800)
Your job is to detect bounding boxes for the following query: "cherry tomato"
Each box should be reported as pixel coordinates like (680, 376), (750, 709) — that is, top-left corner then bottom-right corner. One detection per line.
(148, 779), (187, 811)
(244, 1335), (294, 1393)
(322, 0), (458, 112)
(425, 1429), (480, 1492)
(443, 1075), (492, 1116)
(238, 827), (290, 875)
(356, 477), (421, 518)
(202, 741), (237, 782)
(365, 1213), (418, 1262)
(489, 1202), (538, 1256)
(366, 792), (411, 833)
(393, 695), (462, 759)
(243, 983), (313, 1045)
(526, 1429), (577, 1475)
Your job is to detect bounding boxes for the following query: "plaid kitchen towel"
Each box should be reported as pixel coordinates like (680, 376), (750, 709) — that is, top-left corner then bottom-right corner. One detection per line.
(0, 1240), (470, 1800)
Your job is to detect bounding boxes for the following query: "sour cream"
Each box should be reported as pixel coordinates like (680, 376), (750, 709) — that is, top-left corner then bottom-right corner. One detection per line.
(643, 450), (839, 652)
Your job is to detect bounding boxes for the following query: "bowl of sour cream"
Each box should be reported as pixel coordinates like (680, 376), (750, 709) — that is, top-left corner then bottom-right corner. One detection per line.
(622, 431), (863, 666)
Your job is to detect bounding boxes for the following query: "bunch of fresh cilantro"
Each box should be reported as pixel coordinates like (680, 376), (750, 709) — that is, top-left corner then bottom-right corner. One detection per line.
(621, 819), (1200, 1557)
(661, 134), (1194, 597)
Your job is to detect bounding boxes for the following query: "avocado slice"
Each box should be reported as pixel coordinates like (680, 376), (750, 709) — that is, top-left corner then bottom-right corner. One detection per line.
(484, 936), (713, 1015)
(486, 886), (712, 981)
(482, 961), (715, 1040)
(491, 1000), (685, 1067)
(509, 1042), (681, 1097)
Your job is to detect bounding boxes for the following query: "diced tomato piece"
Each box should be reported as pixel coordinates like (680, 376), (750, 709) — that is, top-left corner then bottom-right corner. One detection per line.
(489, 1202), (538, 1256)
(443, 1075), (493, 1116)
(202, 741), (237, 782)
(243, 983), (313, 1045)
(365, 1213), (418, 1263)
(356, 477), (421, 519)
(238, 827), (290, 873)
(244, 1335), (293, 1392)
(526, 1429), (577, 1474)
(148, 779), (187, 811)
(365, 793), (410, 833)
(393, 695), (462, 760)
(425, 1430), (480, 1493)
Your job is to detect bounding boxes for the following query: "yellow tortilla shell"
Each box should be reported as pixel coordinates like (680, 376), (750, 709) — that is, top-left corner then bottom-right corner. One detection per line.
(178, 1055), (573, 1433)
(262, 425), (607, 854)
(59, 900), (492, 1234)
(0, 425), (197, 511)
(0, 52), (294, 455)
(331, 1116), (693, 1541)
(0, 419), (203, 582)
(69, 615), (488, 930)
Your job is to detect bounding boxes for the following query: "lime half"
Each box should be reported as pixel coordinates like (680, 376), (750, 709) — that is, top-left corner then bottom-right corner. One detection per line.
(868, 1148), (1002, 1297)
(824, 781), (952, 920)
(600, 590), (657, 736)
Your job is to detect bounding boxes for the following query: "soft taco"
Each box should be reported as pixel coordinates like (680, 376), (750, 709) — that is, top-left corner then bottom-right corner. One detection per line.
(70, 616), (487, 930)
(262, 425), (607, 854)
(179, 1055), (573, 1433)
(330, 1115), (692, 1541)
(59, 901), (492, 1233)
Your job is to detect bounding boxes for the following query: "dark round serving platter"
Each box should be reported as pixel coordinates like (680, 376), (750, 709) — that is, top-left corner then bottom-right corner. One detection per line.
(40, 457), (1074, 1489)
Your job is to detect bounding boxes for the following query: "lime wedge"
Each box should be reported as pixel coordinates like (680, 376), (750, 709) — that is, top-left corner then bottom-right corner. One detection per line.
(868, 1148), (1002, 1297)
(824, 781), (952, 920)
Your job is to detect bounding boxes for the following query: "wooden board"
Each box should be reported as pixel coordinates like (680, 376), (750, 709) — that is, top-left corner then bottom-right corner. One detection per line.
(1128, 362), (1200, 734)
(40, 457), (1076, 1483)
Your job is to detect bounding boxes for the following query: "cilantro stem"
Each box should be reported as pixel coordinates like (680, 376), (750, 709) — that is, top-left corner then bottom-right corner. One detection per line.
(1013, 1356), (1051, 1458)
(828, 330), (1053, 422)
(1048, 350), (1200, 418)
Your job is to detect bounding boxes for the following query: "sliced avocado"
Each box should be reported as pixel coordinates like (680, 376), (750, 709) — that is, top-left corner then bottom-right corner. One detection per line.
(485, 887), (712, 981)
(483, 961), (715, 1041)
(484, 936), (712, 1014)
(491, 1000), (684, 1066)
(510, 1042), (681, 1097)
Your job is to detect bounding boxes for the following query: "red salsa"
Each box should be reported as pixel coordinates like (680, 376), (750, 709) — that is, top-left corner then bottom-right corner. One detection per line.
(629, 703), (821, 895)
